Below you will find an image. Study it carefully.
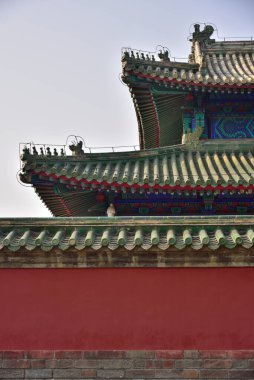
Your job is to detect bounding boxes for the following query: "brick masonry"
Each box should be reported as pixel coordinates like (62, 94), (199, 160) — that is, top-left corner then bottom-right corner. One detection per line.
(1, 245), (254, 268)
(1, 351), (254, 379)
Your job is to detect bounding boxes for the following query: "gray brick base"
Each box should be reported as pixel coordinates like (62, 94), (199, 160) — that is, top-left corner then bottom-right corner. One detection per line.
(1, 350), (254, 378)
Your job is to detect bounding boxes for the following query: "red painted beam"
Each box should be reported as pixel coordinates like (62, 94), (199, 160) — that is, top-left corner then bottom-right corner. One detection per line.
(0, 268), (254, 349)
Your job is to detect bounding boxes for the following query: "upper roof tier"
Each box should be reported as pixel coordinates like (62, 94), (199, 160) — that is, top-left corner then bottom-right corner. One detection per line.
(122, 24), (254, 88)
(122, 24), (254, 149)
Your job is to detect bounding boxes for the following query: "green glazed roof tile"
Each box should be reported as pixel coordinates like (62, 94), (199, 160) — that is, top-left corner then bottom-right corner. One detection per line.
(122, 40), (254, 87)
(122, 29), (254, 149)
(0, 216), (254, 252)
(21, 141), (254, 189)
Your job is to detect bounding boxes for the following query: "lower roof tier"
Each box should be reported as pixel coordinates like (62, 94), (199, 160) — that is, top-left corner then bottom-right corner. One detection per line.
(21, 140), (254, 188)
(20, 140), (254, 217)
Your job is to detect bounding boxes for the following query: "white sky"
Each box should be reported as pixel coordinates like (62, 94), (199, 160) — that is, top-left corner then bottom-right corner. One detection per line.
(0, 0), (254, 217)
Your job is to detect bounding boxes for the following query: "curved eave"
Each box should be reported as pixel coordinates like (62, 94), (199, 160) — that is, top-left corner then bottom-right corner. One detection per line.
(124, 69), (254, 92)
(123, 63), (254, 149)
(129, 86), (160, 149)
(122, 46), (254, 89)
(126, 80), (186, 148)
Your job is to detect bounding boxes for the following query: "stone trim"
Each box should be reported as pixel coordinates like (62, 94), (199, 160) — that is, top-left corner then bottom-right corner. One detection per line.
(0, 350), (254, 378)
(1, 245), (254, 268)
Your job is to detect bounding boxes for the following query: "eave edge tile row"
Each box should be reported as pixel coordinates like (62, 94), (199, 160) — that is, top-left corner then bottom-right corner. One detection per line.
(21, 141), (254, 189)
(1, 216), (254, 252)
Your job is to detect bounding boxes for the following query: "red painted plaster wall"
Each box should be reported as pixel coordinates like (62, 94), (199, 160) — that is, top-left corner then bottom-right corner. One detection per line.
(0, 268), (253, 349)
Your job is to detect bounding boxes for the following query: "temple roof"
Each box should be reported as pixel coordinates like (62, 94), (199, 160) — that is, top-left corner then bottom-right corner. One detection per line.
(21, 140), (254, 189)
(122, 43), (254, 88)
(122, 24), (254, 148)
(197, 42), (254, 85)
(1, 216), (254, 253)
(18, 25), (254, 218)
(20, 140), (254, 216)
(122, 26), (254, 88)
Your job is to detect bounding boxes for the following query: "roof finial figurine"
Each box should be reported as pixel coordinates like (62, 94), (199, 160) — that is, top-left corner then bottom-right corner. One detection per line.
(164, 50), (169, 61)
(21, 146), (30, 160)
(122, 50), (129, 60)
(32, 146), (38, 155)
(107, 203), (116, 217)
(191, 23), (215, 43)
(69, 140), (85, 156)
(182, 125), (203, 146)
(46, 147), (52, 156)
(158, 50), (170, 62)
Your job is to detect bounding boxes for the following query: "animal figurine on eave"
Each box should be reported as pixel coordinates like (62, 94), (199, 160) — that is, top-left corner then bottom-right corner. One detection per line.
(182, 125), (203, 146)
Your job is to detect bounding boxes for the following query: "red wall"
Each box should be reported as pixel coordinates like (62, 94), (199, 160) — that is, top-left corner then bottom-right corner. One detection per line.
(0, 268), (253, 350)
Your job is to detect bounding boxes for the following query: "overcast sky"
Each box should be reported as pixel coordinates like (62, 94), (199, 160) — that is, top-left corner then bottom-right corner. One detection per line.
(0, 0), (254, 217)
